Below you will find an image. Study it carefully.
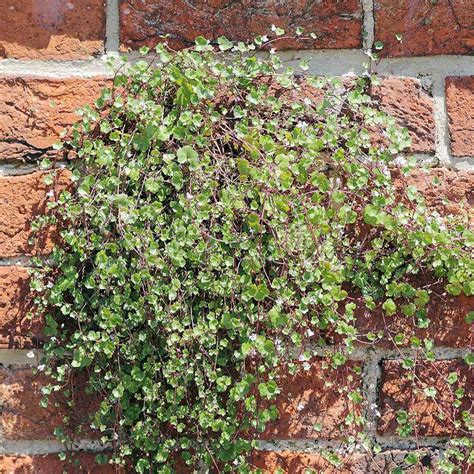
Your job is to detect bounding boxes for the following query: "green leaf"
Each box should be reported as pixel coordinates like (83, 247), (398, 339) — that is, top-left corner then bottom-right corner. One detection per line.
(382, 299), (397, 316)
(217, 36), (233, 51)
(177, 146), (199, 166)
(237, 158), (251, 176)
(246, 213), (261, 231)
(253, 284), (269, 302)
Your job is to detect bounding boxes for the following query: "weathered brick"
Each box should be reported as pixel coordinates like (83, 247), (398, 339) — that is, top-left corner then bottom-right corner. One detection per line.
(119, 0), (362, 51)
(371, 78), (435, 153)
(0, 266), (43, 349)
(378, 359), (473, 437)
(402, 169), (474, 218)
(285, 76), (435, 154)
(0, 0), (106, 60)
(0, 454), (117, 473)
(260, 359), (363, 440)
(0, 369), (98, 440)
(354, 289), (473, 349)
(374, 0), (474, 57)
(252, 451), (333, 473)
(354, 167), (474, 349)
(446, 76), (474, 157)
(252, 449), (440, 473)
(0, 77), (108, 161)
(0, 171), (70, 258)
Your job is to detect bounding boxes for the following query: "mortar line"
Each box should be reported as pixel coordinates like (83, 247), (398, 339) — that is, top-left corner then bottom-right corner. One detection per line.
(0, 160), (71, 177)
(0, 162), (41, 177)
(1, 53), (474, 79)
(361, 350), (381, 445)
(105, 0), (120, 53)
(257, 439), (446, 453)
(362, 0), (375, 51)
(432, 72), (452, 167)
(0, 153), (441, 177)
(0, 350), (39, 367)
(307, 345), (470, 361)
(0, 257), (33, 267)
(0, 439), (106, 456)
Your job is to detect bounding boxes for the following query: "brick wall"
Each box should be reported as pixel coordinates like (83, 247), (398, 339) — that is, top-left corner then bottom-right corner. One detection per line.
(0, 1), (472, 472)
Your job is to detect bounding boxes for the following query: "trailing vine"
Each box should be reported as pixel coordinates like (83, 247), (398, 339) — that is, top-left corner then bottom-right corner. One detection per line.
(30, 33), (473, 472)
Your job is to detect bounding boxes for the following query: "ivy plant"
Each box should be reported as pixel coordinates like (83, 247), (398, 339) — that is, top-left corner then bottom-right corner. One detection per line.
(30, 33), (473, 472)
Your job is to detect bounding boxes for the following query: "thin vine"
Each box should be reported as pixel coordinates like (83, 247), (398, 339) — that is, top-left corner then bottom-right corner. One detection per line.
(30, 32), (473, 473)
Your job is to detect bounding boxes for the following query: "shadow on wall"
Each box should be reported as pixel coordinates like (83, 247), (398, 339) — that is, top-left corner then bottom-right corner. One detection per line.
(0, 369), (99, 440)
(0, 0), (105, 59)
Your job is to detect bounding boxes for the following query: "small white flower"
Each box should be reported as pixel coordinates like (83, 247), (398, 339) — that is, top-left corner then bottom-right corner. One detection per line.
(298, 354), (305, 362)
(270, 48), (276, 55)
(303, 98), (312, 106)
(37, 364), (45, 371)
(186, 192), (193, 199)
(27, 351), (35, 359)
(46, 190), (54, 198)
(47, 281), (54, 289)
(249, 334), (257, 341)
(297, 402), (306, 412)
(306, 329), (314, 337)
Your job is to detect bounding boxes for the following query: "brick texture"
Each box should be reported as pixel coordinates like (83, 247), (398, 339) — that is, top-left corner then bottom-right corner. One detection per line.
(378, 359), (473, 437)
(0, 369), (97, 440)
(354, 289), (473, 349)
(446, 76), (474, 157)
(374, 0), (474, 57)
(120, 0), (362, 51)
(371, 78), (435, 153)
(252, 449), (440, 473)
(0, 171), (70, 258)
(0, 266), (43, 349)
(0, 77), (107, 161)
(0, 3), (473, 468)
(355, 168), (474, 348)
(402, 169), (474, 218)
(260, 360), (362, 440)
(0, 0), (106, 60)
(0, 454), (117, 473)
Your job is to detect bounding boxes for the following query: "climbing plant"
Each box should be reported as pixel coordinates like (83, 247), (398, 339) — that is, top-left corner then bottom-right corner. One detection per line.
(30, 32), (473, 472)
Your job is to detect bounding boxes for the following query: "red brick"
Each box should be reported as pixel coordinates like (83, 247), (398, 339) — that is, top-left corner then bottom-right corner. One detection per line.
(371, 78), (435, 153)
(354, 290), (473, 349)
(374, 0), (474, 57)
(0, 454), (117, 474)
(446, 77), (474, 157)
(260, 359), (362, 440)
(0, 369), (98, 440)
(0, 266), (43, 349)
(252, 449), (440, 473)
(402, 169), (474, 218)
(0, 0), (106, 60)
(378, 359), (473, 437)
(0, 77), (108, 161)
(0, 171), (70, 258)
(119, 0), (362, 51)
